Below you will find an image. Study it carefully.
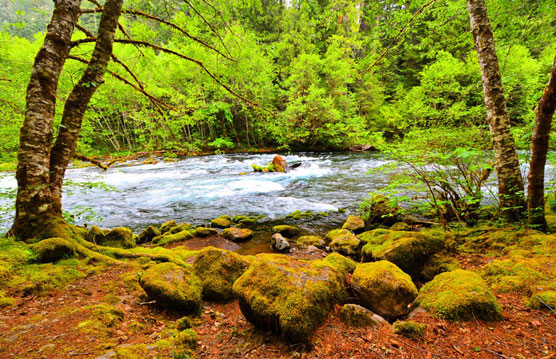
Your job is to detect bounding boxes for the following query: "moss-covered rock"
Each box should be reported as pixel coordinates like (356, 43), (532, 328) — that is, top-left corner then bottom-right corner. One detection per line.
(479, 256), (548, 294)
(211, 215), (232, 228)
(325, 229), (360, 257)
(223, 228), (253, 242)
(192, 247), (251, 301)
(360, 194), (400, 226)
(390, 222), (410, 231)
(153, 230), (194, 246)
(0, 291), (16, 308)
(167, 223), (194, 235)
(340, 304), (387, 327)
(360, 229), (445, 277)
(101, 227), (136, 249)
(271, 233), (291, 252)
(528, 290), (556, 312)
(137, 226), (161, 244)
(393, 320), (426, 339)
(416, 269), (503, 321)
(314, 253), (357, 275)
(420, 255), (461, 282)
(139, 262), (202, 313)
(31, 237), (75, 263)
(342, 215), (365, 233)
(272, 225), (299, 238)
(233, 253), (346, 343)
(287, 210), (314, 220)
(85, 225), (106, 244)
(160, 220), (178, 234)
(351, 261), (417, 319)
(175, 328), (198, 353)
(195, 227), (218, 237)
(232, 215), (258, 226)
(296, 235), (326, 249)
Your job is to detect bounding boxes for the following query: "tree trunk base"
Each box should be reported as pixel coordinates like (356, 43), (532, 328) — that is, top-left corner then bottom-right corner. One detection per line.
(7, 212), (73, 242)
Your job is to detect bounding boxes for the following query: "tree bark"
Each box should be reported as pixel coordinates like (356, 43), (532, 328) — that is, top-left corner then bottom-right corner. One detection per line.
(527, 54), (556, 230)
(8, 0), (82, 240)
(50, 0), (124, 207)
(466, 0), (526, 222)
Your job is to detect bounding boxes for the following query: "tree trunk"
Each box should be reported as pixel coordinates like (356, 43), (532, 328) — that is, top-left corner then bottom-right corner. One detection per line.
(466, 0), (526, 222)
(50, 0), (124, 208)
(8, 0), (82, 240)
(527, 54), (556, 230)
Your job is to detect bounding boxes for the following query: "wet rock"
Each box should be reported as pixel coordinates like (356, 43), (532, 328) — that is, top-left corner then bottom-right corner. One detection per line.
(31, 238), (75, 263)
(211, 215), (232, 228)
(192, 247), (251, 301)
(160, 220), (178, 234)
(137, 226), (161, 244)
(415, 270), (503, 321)
(233, 254), (346, 343)
(223, 228), (253, 242)
(296, 235), (326, 249)
(340, 304), (387, 327)
(195, 227), (218, 237)
(139, 262), (202, 313)
(102, 227), (136, 249)
(325, 229), (360, 257)
(272, 225), (299, 238)
(342, 215), (365, 233)
(271, 233), (291, 252)
(351, 261), (418, 319)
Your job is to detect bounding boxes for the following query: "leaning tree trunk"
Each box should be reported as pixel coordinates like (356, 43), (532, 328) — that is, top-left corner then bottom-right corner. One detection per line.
(8, 0), (82, 240)
(527, 54), (556, 230)
(466, 0), (526, 222)
(50, 0), (124, 207)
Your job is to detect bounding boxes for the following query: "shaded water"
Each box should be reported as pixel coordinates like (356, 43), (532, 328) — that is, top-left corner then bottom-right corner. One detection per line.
(0, 152), (393, 234)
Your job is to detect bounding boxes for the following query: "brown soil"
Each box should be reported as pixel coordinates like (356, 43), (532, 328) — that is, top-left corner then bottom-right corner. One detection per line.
(0, 253), (555, 359)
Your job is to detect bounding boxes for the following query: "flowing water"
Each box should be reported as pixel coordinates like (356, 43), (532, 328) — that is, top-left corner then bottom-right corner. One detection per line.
(0, 152), (394, 234)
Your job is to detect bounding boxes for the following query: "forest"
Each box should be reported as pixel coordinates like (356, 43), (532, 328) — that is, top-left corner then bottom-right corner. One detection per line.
(0, 0), (556, 358)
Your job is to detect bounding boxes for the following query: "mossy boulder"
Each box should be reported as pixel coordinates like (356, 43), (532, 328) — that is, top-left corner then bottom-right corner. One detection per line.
(139, 262), (202, 313)
(137, 226), (161, 244)
(360, 194), (400, 226)
(287, 210), (314, 220)
(393, 320), (426, 339)
(31, 237), (75, 263)
(296, 235), (326, 249)
(415, 269), (503, 321)
(232, 215), (258, 226)
(101, 227), (136, 249)
(340, 304), (387, 327)
(85, 225), (107, 244)
(315, 253), (357, 275)
(342, 215), (365, 233)
(195, 227), (218, 237)
(233, 253), (346, 343)
(153, 230), (194, 246)
(211, 215), (232, 228)
(223, 228), (253, 242)
(528, 290), (556, 311)
(160, 220), (178, 234)
(360, 229), (445, 277)
(351, 261), (418, 319)
(325, 229), (360, 257)
(192, 247), (251, 301)
(167, 223), (194, 235)
(272, 225), (299, 238)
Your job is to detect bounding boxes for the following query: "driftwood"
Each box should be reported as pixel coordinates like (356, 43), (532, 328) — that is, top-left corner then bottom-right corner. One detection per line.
(73, 153), (115, 171)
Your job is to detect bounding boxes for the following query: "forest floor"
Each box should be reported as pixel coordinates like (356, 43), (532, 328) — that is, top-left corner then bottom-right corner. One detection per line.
(0, 237), (555, 359)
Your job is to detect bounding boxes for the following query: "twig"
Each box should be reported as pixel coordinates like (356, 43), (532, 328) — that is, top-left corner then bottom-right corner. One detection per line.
(73, 153), (112, 171)
(484, 348), (512, 359)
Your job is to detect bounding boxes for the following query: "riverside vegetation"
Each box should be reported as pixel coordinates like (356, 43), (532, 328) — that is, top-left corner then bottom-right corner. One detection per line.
(1, 0), (556, 358)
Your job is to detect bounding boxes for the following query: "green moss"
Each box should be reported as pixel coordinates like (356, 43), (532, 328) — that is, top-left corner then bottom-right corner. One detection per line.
(101, 293), (122, 305)
(160, 220), (178, 233)
(175, 328), (198, 351)
(313, 253), (357, 275)
(0, 290), (16, 308)
(85, 225), (106, 244)
(360, 194), (400, 225)
(138, 226), (161, 244)
(342, 215), (365, 232)
(153, 230), (194, 246)
(528, 290), (556, 311)
(416, 269), (503, 321)
(393, 320), (426, 339)
(325, 229), (361, 256)
(222, 228), (253, 242)
(420, 255), (461, 282)
(340, 304), (384, 327)
(111, 344), (150, 358)
(139, 262), (202, 313)
(192, 247), (251, 301)
(296, 235), (326, 248)
(77, 304), (124, 338)
(286, 210), (314, 220)
(31, 237), (75, 263)
(168, 223), (194, 235)
(390, 222), (410, 231)
(351, 261), (417, 319)
(176, 316), (193, 331)
(211, 215), (232, 228)
(272, 225), (299, 238)
(101, 227), (136, 249)
(480, 256), (547, 294)
(232, 253), (346, 342)
(195, 227), (218, 237)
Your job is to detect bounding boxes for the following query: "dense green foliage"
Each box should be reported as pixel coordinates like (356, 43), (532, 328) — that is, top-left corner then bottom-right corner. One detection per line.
(0, 0), (555, 164)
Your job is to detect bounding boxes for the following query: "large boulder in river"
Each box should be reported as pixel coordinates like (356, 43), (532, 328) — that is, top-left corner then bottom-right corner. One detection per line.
(359, 229), (445, 278)
(101, 227), (136, 248)
(351, 261), (417, 319)
(192, 247), (251, 301)
(325, 229), (360, 257)
(223, 228), (253, 242)
(415, 270), (502, 321)
(342, 215), (365, 233)
(233, 254), (346, 343)
(139, 262), (202, 313)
